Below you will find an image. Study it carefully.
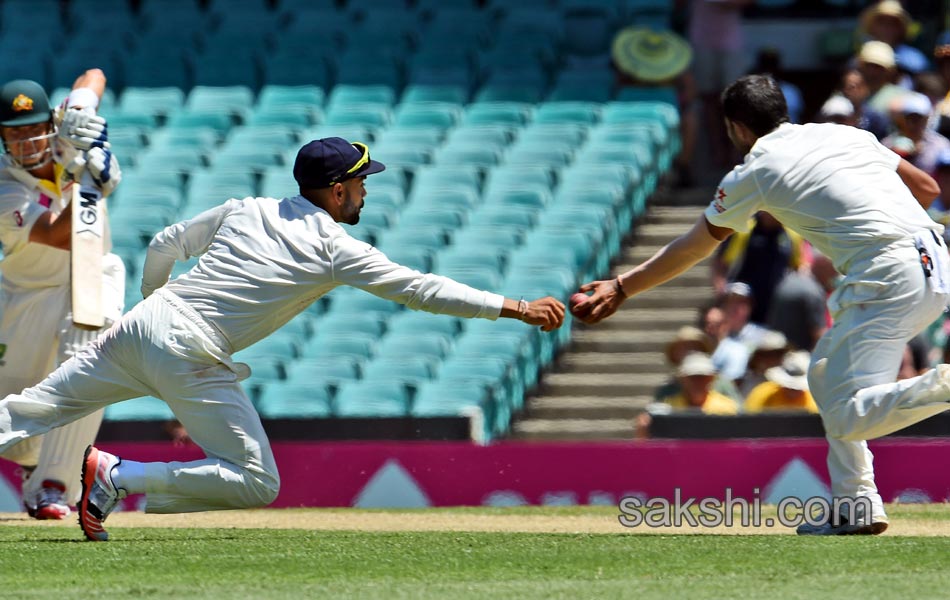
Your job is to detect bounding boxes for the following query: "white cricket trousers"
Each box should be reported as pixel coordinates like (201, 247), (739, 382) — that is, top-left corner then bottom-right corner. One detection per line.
(808, 240), (950, 518)
(0, 289), (279, 513)
(0, 283), (105, 506)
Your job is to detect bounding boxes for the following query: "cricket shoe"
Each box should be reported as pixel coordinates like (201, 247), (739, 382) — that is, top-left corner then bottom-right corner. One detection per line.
(796, 514), (888, 536)
(79, 446), (126, 542)
(29, 480), (71, 520)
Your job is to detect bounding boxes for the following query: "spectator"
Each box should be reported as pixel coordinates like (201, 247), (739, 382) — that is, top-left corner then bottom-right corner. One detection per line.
(883, 92), (950, 178)
(744, 351), (818, 413)
(839, 68), (891, 139)
(927, 148), (950, 213)
(914, 72), (947, 132)
(611, 26), (699, 187)
(857, 40), (907, 118)
(712, 211), (805, 323)
(933, 31), (950, 138)
(748, 48), (804, 124)
(817, 95), (858, 126)
(766, 260), (829, 352)
(738, 330), (790, 398)
(653, 326), (741, 402)
(722, 281), (768, 348)
(896, 342), (927, 380)
(858, 0), (929, 90)
(688, 0), (753, 168)
(658, 352), (740, 414)
(700, 301), (749, 383)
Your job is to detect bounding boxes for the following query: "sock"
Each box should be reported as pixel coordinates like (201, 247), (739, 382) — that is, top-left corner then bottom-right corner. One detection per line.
(111, 459), (146, 495)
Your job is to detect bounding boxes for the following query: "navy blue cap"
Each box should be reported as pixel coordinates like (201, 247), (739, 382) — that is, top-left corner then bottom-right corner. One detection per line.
(293, 137), (386, 188)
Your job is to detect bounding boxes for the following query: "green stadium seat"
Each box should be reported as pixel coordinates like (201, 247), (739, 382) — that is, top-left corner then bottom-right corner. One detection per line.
(375, 127), (445, 148)
(260, 166), (299, 199)
(380, 246), (433, 272)
(393, 103), (462, 130)
(412, 165), (482, 194)
(324, 104), (393, 130)
(386, 311), (463, 338)
(148, 128), (220, 153)
(299, 331), (378, 361)
(434, 145), (502, 168)
(361, 356), (439, 387)
(408, 187), (480, 212)
(371, 145), (434, 169)
(185, 85), (255, 117)
(376, 331), (454, 361)
(614, 86), (678, 106)
(258, 84), (325, 109)
(310, 313), (388, 339)
(375, 226), (451, 254)
(285, 356), (363, 387)
(474, 84), (543, 104)
(504, 144), (574, 168)
(166, 111), (235, 136)
(398, 205), (468, 230)
(450, 226), (523, 251)
(446, 125), (516, 151)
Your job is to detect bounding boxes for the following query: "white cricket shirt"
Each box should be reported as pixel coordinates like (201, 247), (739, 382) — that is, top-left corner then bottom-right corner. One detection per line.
(0, 158), (73, 289)
(705, 123), (941, 275)
(142, 196), (505, 354)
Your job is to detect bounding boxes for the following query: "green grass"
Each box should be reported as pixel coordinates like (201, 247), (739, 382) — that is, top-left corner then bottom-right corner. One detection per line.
(1, 509), (950, 599)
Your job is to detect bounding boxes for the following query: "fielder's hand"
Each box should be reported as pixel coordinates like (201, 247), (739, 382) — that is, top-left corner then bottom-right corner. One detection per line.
(58, 109), (109, 151)
(573, 277), (627, 324)
(523, 296), (566, 331)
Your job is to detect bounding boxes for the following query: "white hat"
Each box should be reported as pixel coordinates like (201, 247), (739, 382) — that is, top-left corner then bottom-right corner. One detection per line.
(677, 352), (718, 377)
(765, 351), (810, 391)
(820, 95), (855, 118)
(858, 41), (897, 69)
(724, 281), (753, 299)
(900, 91), (932, 116)
(753, 330), (789, 353)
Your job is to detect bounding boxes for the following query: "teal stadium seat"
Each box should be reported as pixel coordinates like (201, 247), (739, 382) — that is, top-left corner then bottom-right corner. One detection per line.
(463, 102), (534, 127)
(411, 380), (495, 443)
(333, 381), (411, 418)
(104, 397), (174, 422)
(534, 101), (602, 125)
(360, 356), (439, 387)
(185, 86), (255, 119)
(299, 332), (378, 362)
(327, 84), (397, 108)
(402, 84), (468, 104)
(256, 382), (333, 419)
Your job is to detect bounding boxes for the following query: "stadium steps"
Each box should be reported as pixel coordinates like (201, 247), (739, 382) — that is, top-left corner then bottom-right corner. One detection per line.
(514, 202), (714, 441)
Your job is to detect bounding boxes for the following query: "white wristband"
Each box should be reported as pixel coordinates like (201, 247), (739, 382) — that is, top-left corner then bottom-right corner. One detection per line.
(66, 87), (99, 111)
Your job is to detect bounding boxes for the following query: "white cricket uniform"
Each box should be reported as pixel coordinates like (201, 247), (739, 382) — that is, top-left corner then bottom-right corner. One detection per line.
(0, 196), (504, 513)
(706, 122), (950, 520)
(0, 156), (125, 507)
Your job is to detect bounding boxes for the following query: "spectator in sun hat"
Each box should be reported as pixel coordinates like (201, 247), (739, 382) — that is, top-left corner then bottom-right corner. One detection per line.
(737, 329), (790, 398)
(883, 92), (950, 179)
(857, 40), (907, 117)
(612, 26), (698, 187)
(817, 95), (858, 126)
(658, 352), (740, 415)
(744, 351), (818, 413)
(653, 325), (742, 403)
(858, 1), (929, 86)
(933, 30), (950, 138)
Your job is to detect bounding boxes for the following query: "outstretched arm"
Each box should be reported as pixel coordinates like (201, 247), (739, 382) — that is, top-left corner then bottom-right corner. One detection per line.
(574, 215), (732, 324)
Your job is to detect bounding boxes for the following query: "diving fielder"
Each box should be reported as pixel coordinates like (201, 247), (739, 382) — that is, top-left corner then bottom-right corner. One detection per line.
(0, 70), (123, 518)
(576, 75), (948, 535)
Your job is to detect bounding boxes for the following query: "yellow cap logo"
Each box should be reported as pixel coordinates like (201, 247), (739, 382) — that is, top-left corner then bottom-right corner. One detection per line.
(12, 94), (33, 112)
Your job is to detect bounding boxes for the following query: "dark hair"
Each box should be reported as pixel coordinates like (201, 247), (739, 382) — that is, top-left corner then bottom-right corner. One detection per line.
(721, 75), (789, 137)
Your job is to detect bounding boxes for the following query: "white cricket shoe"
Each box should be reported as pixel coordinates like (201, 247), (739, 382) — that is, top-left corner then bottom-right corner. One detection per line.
(30, 480), (72, 520)
(79, 446), (126, 542)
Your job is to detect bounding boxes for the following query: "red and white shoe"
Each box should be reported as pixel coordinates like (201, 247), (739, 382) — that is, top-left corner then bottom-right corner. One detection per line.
(78, 446), (125, 542)
(30, 480), (71, 520)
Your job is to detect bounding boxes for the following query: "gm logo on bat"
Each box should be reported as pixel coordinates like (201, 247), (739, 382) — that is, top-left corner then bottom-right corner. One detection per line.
(77, 189), (103, 233)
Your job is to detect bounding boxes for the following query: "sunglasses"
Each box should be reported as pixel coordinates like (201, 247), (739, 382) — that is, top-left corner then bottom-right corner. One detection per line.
(328, 142), (370, 186)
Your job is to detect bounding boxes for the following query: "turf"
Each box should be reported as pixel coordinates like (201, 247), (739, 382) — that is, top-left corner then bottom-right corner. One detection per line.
(2, 509), (950, 599)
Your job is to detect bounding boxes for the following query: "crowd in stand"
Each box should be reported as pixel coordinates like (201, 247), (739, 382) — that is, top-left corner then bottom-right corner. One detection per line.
(639, 0), (950, 434)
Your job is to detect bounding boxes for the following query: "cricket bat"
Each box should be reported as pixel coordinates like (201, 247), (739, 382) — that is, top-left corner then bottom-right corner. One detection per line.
(71, 173), (105, 329)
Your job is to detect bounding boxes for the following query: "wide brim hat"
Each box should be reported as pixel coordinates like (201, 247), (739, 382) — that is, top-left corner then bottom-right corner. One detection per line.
(612, 27), (692, 83)
(860, 0), (911, 35)
(765, 351), (810, 391)
(665, 326), (715, 363)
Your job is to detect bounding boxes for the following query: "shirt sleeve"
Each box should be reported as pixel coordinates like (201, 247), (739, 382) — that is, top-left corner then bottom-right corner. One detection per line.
(141, 200), (237, 298)
(0, 180), (46, 253)
(331, 233), (505, 319)
(704, 163), (764, 233)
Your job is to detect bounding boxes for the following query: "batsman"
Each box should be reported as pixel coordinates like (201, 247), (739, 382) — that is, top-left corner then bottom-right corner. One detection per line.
(0, 69), (124, 519)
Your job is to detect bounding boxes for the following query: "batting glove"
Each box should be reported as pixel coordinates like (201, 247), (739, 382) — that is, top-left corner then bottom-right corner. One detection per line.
(58, 109), (110, 151)
(83, 146), (122, 197)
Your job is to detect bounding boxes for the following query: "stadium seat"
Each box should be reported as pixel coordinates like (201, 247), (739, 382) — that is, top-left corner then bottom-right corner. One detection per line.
(333, 381), (411, 418)
(256, 382), (333, 419)
(534, 102), (601, 125)
(327, 84), (397, 108)
(393, 103), (462, 130)
(104, 397), (175, 422)
(360, 356), (439, 388)
(463, 102), (533, 127)
(401, 84), (468, 104)
(299, 332), (378, 362)
(118, 87), (186, 121)
(185, 86), (255, 118)
(410, 380), (495, 443)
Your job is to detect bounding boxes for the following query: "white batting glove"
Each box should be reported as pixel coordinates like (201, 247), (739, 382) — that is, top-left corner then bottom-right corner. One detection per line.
(58, 109), (110, 151)
(83, 146), (122, 197)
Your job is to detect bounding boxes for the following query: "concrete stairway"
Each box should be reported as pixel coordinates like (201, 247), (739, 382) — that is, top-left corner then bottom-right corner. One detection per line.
(513, 203), (716, 440)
